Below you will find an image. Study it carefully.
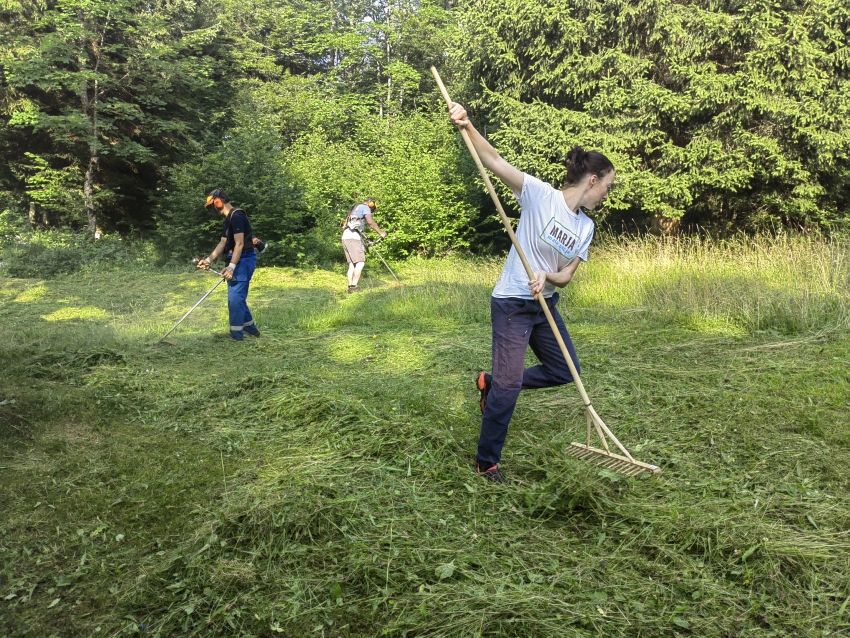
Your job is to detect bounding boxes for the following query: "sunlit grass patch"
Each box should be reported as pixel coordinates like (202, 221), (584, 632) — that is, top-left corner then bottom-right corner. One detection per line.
(251, 265), (343, 291)
(13, 284), (48, 302)
(325, 333), (382, 363)
(40, 305), (110, 322)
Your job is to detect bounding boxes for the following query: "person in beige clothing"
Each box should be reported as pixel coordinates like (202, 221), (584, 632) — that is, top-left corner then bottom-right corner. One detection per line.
(341, 198), (387, 293)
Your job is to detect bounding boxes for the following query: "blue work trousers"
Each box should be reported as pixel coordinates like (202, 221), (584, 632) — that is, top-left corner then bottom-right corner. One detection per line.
(227, 252), (257, 340)
(477, 293), (580, 468)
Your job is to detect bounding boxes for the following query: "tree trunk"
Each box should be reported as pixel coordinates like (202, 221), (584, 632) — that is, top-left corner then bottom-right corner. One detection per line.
(650, 213), (681, 235)
(399, 52), (407, 109)
(385, 19), (392, 108)
(79, 9), (107, 239)
(80, 81), (98, 237)
(377, 61), (383, 117)
(83, 155), (98, 235)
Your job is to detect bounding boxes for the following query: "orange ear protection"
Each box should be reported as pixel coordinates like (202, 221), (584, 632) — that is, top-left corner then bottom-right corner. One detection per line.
(205, 188), (227, 209)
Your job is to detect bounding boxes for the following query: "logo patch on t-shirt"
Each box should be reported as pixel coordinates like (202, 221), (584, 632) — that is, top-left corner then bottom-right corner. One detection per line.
(540, 217), (580, 260)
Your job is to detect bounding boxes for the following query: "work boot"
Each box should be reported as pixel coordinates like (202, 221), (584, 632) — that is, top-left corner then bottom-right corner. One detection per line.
(476, 371), (492, 414)
(475, 460), (506, 484)
(244, 325), (261, 338)
(348, 285), (358, 294)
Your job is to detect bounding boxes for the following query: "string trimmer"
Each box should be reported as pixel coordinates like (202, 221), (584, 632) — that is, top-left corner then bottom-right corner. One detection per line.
(366, 236), (402, 285)
(153, 259), (225, 346)
(431, 66), (659, 477)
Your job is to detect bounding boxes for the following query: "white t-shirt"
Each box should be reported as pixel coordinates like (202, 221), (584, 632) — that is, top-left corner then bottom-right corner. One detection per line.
(492, 174), (595, 299)
(342, 204), (371, 240)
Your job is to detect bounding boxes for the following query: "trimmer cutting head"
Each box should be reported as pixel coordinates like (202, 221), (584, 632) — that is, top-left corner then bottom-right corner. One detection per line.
(566, 443), (661, 477)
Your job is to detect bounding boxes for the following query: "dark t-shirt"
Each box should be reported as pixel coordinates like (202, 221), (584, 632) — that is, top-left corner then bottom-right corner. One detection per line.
(221, 208), (253, 254)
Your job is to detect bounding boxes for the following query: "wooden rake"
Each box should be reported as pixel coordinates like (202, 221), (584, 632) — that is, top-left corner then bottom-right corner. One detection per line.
(431, 67), (660, 478)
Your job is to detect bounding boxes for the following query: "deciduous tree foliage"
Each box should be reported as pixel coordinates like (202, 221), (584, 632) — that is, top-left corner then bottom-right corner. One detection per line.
(2, 0), (476, 257)
(461, 0), (850, 231)
(156, 0), (481, 262)
(224, 0), (457, 112)
(0, 0), (229, 234)
(157, 73), (483, 264)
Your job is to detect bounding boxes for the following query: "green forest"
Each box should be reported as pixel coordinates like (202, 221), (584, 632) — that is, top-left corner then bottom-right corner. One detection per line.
(2, 0), (849, 271)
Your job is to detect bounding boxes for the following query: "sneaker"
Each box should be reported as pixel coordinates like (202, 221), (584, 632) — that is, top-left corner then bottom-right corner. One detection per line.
(348, 285), (358, 294)
(476, 371), (492, 414)
(476, 460), (506, 484)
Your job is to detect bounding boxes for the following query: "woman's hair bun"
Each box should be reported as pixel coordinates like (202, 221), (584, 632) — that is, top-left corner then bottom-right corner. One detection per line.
(566, 147), (588, 173)
(564, 146), (613, 186)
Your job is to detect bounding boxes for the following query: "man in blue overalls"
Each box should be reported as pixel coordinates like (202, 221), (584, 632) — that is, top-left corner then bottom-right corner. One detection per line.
(197, 189), (261, 341)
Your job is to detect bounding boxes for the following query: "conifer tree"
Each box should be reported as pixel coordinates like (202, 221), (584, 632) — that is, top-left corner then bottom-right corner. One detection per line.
(461, 0), (850, 231)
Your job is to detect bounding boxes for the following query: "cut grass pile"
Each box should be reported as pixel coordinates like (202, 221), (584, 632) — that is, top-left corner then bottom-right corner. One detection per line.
(2, 235), (850, 637)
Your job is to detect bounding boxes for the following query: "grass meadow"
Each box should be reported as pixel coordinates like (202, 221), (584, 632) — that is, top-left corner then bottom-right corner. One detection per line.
(2, 234), (850, 637)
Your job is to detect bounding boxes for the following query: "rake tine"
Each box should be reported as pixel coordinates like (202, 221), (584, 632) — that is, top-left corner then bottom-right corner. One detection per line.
(567, 443), (660, 476)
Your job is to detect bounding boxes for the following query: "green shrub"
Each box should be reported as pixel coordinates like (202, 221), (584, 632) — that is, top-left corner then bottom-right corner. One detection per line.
(155, 77), (484, 266)
(0, 207), (30, 243)
(1, 230), (157, 278)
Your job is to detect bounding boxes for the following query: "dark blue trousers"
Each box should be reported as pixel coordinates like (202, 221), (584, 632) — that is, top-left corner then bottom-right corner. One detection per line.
(227, 252), (257, 340)
(477, 293), (580, 468)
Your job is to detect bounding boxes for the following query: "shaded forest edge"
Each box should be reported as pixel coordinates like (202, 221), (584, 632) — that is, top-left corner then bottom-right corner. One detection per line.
(1, 0), (849, 267)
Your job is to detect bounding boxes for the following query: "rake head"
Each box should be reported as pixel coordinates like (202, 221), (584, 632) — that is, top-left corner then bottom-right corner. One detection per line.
(149, 338), (179, 350)
(567, 443), (661, 477)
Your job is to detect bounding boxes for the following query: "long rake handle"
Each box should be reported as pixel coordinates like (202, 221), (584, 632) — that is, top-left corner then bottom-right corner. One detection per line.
(157, 276), (225, 343)
(430, 66), (635, 463)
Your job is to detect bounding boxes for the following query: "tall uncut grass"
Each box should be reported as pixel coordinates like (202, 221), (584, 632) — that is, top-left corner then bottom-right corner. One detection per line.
(329, 233), (850, 336)
(572, 233), (850, 334)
